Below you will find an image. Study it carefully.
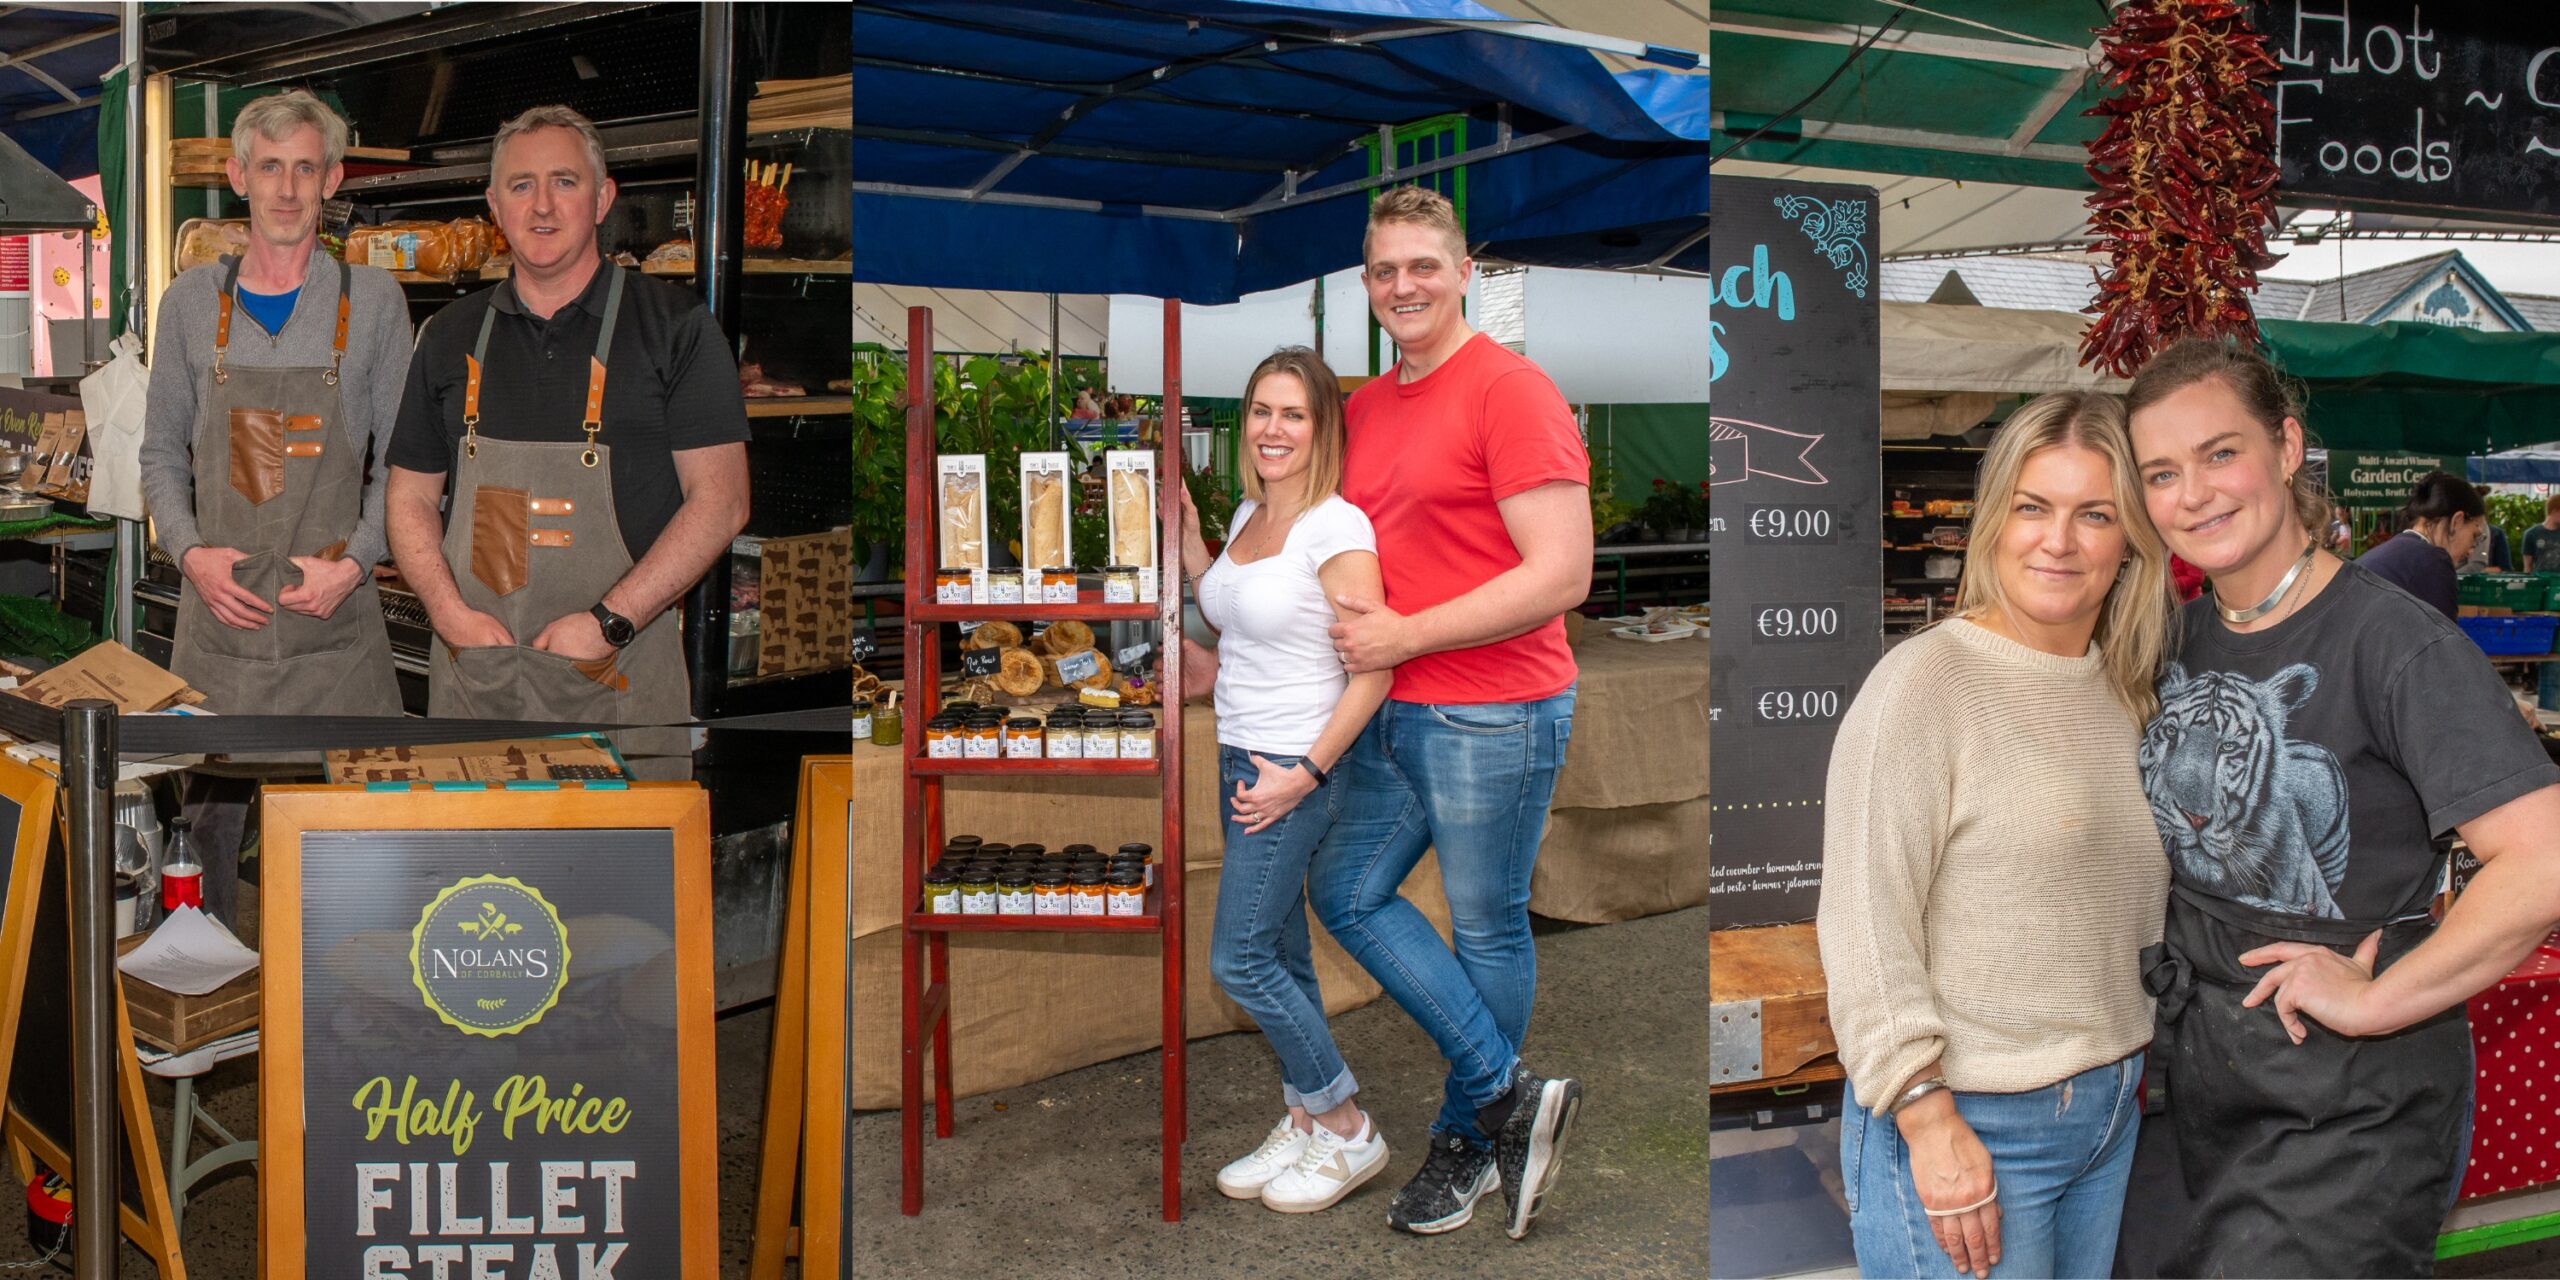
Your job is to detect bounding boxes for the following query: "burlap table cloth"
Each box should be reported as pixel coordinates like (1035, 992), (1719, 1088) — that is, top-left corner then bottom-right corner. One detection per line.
(851, 699), (1451, 1109)
(1528, 631), (1710, 923)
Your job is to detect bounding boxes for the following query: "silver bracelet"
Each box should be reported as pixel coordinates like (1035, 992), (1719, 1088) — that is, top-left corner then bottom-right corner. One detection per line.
(1889, 1076), (1950, 1116)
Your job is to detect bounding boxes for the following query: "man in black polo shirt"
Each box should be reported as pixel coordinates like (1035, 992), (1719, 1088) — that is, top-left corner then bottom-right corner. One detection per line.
(387, 104), (749, 779)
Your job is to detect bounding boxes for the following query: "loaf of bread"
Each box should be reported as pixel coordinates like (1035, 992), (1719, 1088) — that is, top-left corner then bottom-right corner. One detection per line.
(175, 219), (251, 272)
(347, 220), (492, 275)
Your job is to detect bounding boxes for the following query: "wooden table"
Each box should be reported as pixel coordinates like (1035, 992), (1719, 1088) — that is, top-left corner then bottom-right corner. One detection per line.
(1708, 923), (1841, 1096)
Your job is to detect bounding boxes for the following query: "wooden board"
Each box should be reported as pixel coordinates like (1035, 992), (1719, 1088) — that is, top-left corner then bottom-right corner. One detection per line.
(259, 784), (719, 1279)
(1708, 923), (1837, 1085)
(749, 757), (847, 1279)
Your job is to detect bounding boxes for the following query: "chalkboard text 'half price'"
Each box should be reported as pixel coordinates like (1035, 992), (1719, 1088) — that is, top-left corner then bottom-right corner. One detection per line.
(1707, 243), (1795, 387)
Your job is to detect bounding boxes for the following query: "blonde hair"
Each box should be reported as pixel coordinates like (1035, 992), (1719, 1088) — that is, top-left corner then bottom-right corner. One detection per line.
(1363, 184), (1468, 266)
(1238, 347), (1346, 509)
(490, 104), (611, 188)
(232, 90), (349, 171)
(1953, 391), (2174, 724)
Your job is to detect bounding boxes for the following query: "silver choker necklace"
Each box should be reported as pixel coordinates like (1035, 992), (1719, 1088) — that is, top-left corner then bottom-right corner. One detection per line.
(2214, 543), (2318, 624)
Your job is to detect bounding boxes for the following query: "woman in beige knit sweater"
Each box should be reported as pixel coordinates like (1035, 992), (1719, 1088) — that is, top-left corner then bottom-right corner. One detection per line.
(1817, 391), (2174, 1279)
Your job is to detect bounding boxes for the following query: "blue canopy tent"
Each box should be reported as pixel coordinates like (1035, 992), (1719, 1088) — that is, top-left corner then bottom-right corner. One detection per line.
(858, 0), (1708, 1224)
(2472, 452), (2560, 486)
(853, 0), (1712, 302)
(0, 7), (119, 180)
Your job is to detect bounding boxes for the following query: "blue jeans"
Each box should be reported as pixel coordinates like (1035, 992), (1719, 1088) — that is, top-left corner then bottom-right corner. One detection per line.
(1208, 745), (1358, 1113)
(1309, 689), (1576, 1145)
(1843, 1054), (2144, 1280)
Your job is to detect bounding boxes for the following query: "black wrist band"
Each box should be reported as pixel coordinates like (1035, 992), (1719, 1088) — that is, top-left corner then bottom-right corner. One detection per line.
(1302, 759), (1329, 786)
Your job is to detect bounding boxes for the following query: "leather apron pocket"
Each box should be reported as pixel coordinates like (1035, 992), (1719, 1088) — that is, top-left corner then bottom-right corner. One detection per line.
(182, 551), (364, 665)
(227, 408), (288, 506)
(470, 486), (532, 597)
(446, 644), (632, 724)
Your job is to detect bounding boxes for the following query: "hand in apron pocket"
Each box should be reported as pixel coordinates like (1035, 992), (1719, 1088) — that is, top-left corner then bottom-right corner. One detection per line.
(447, 644), (632, 725)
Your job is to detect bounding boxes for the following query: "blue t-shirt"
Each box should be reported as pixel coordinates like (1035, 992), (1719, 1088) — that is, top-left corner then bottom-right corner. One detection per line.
(2356, 529), (2457, 619)
(236, 286), (299, 337)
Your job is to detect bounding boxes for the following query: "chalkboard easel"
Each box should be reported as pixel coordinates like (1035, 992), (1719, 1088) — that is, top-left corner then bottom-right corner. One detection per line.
(0, 751), (189, 1276)
(750, 756), (848, 1279)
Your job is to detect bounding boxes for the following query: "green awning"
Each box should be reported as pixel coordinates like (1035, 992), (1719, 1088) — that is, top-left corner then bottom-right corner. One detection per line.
(2264, 320), (2560, 455)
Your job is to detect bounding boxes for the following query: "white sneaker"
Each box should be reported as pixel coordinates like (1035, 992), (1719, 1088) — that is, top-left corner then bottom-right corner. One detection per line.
(1217, 1117), (1311, 1199)
(1260, 1116), (1388, 1213)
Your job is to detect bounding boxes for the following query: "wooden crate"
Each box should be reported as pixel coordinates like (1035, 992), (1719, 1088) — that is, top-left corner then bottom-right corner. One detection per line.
(1707, 922), (1838, 1093)
(118, 883), (260, 1054)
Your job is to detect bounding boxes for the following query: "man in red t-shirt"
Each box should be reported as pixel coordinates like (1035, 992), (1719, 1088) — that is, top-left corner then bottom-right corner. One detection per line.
(1314, 185), (1592, 1240)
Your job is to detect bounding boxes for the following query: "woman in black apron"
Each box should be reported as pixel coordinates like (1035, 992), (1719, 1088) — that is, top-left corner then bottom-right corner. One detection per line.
(2115, 337), (2560, 1277)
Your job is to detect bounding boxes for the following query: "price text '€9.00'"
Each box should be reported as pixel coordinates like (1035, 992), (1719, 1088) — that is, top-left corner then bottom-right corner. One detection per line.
(1752, 685), (1843, 726)
(1745, 506), (1839, 544)
(1754, 604), (1841, 642)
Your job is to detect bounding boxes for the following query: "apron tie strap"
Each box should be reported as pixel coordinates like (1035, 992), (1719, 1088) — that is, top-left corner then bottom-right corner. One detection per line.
(213, 254), (240, 385)
(325, 256), (351, 386)
(2141, 941), (2197, 1025)
(581, 265), (628, 469)
(466, 303), (499, 460)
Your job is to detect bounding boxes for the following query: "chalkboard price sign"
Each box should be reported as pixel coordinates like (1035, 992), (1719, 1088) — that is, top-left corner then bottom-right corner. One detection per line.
(1709, 176), (1884, 926)
(2252, 2), (2560, 220)
(961, 647), (1002, 678)
(260, 786), (718, 1278)
(850, 631), (878, 663)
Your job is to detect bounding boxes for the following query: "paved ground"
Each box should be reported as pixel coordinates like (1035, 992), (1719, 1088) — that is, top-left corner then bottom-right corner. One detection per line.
(852, 905), (1709, 1278)
(0, 1003), (791, 1278)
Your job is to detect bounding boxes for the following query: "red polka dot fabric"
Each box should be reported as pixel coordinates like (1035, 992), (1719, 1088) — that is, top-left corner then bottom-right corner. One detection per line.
(2462, 933), (2560, 1200)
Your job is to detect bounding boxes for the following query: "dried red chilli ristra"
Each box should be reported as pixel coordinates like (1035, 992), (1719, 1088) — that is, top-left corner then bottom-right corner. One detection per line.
(2078, 0), (2285, 377)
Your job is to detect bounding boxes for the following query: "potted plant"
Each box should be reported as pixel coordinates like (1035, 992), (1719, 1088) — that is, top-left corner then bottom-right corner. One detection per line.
(1638, 477), (1710, 542)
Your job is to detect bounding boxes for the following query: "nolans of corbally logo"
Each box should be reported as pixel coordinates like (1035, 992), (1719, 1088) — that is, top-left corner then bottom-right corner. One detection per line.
(409, 875), (571, 1038)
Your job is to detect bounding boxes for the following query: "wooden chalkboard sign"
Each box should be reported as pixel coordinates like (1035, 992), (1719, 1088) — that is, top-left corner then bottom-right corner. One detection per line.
(1707, 176), (1885, 927)
(259, 784), (718, 1279)
(2251, 2), (2560, 221)
(0, 752), (188, 1275)
(749, 757), (848, 1280)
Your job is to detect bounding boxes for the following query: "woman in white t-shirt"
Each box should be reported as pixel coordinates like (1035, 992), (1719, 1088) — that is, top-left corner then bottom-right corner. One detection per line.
(1175, 347), (1393, 1215)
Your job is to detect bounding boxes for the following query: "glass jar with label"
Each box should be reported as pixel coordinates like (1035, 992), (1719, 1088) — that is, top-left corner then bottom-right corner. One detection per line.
(1103, 564), (1140, 604)
(1105, 869), (1146, 916)
(1033, 871), (1071, 915)
(997, 872), (1036, 915)
(852, 698), (874, 741)
(1011, 842), (1048, 861)
(1042, 567), (1076, 604)
(1004, 717), (1043, 759)
(957, 869), (998, 916)
(871, 703), (902, 747)
(1045, 711), (1083, 759)
(1062, 844), (1098, 860)
(1083, 717), (1119, 760)
(922, 867), (962, 915)
(925, 716), (962, 759)
(944, 835), (984, 859)
(1117, 711), (1155, 759)
(991, 573), (1024, 605)
(978, 843), (1013, 861)
(1070, 868), (1108, 916)
(944, 700), (980, 716)
(965, 717), (1004, 759)
(935, 566), (970, 604)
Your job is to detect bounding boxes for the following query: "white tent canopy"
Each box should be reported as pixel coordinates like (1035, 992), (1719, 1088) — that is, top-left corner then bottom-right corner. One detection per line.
(856, 285), (1110, 357)
(1880, 301), (2126, 438)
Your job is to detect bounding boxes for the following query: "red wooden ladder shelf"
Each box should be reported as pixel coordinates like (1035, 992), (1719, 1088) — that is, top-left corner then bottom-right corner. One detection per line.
(898, 301), (1191, 1220)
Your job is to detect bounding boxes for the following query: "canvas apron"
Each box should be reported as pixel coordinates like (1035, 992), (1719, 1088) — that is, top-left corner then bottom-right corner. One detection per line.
(424, 267), (691, 780)
(2117, 880), (2469, 1278)
(170, 253), (402, 727)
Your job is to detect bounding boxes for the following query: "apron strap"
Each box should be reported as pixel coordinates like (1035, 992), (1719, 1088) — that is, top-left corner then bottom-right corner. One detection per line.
(463, 303), (499, 460)
(579, 266), (627, 469)
(212, 254), (242, 384)
(326, 255), (351, 386)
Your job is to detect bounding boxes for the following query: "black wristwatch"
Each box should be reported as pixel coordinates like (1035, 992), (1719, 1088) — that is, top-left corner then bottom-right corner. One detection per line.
(590, 602), (637, 649)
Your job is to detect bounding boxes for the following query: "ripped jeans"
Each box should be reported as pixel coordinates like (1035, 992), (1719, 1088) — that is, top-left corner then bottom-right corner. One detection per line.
(1842, 1053), (2144, 1280)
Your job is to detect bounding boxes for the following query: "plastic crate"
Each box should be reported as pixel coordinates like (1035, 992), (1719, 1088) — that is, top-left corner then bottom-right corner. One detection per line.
(2459, 615), (2560, 655)
(2458, 574), (2552, 611)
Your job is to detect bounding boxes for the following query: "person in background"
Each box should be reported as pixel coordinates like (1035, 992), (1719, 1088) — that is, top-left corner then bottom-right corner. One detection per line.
(2484, 520), (2514, 573)
(139, 89), (410, 925)
(1821, 391), (2172, 1280)
(386, 105), (749, 780)
(2355, 471), (2485, 619)
(2116, 338), (2560, 1277)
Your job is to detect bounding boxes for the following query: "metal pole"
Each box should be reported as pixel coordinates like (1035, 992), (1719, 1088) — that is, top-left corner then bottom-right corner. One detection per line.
(684, 0), (745, 723)
(1047, 293), (1060, 444)
(119, 3), (142, 344)
(64, 698), (119, 1280)
(79, 227), (93, 372)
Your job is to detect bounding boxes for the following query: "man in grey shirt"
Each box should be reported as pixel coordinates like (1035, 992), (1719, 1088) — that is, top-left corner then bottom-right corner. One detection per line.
(139, 89), (410, 921)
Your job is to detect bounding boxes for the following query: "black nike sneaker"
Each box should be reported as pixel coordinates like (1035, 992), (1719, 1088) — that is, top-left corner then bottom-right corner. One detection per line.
(1387, 1128), (1499, 1235)
(1485, 1063), (1584, 1240)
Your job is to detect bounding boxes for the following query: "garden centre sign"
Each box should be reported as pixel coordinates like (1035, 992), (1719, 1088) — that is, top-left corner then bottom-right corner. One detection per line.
(1708, 177), (1883, 927)
(2332, 451), (2463, 505)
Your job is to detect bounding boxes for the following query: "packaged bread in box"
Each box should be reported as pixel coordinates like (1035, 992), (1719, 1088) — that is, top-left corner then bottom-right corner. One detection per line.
(937, 454), (990, 602)
(1019, 452), (1071, 603)
(1105, 450), (1158, 603)
(175, 218), (251, 272)
(347, 220), (490, 276)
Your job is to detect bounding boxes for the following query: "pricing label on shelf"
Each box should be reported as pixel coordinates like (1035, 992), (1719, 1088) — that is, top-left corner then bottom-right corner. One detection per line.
(1752, 603), (1845, 643)
(851, 631), (878, 662)
(1055, 649), (1101, 685)
(961, 648), (1002, 678)
(957, 620), (983, 636)
(1116, 641), (1155, 671)
(1750, 685), (1845, 726)
(1744, 505), (1842, 545)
